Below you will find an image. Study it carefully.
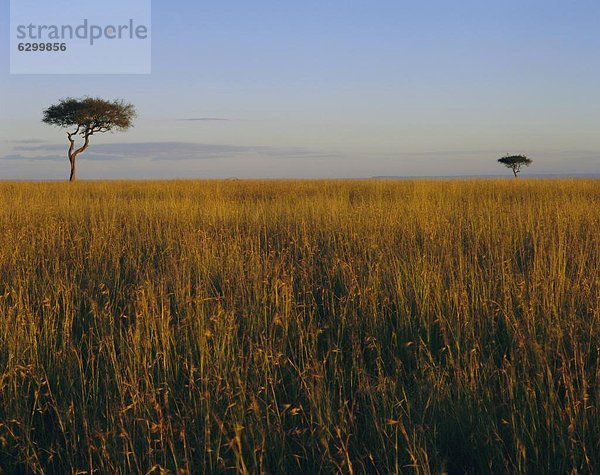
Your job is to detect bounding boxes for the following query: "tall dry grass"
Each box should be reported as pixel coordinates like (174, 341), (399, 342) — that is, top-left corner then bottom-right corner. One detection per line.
(0, 179), (598, 473)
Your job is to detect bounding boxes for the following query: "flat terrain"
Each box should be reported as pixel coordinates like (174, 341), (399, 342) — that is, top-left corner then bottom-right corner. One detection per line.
(0, 180), (598, 473)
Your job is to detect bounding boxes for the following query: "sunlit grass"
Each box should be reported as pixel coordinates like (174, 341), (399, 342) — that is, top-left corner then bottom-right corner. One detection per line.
(0, 179), (598, 473)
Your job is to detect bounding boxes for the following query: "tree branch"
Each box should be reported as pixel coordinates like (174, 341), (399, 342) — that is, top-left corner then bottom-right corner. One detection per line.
(67, 127), (92, 162)
(67, 132), (76, 160)
(73, 129), (92, 157)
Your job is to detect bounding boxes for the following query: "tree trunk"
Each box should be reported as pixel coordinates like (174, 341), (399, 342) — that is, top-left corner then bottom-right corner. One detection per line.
(69, 156), (76, 182)
(66, 130), (91, 182)
(67, 132), (77, 182)
(513, 168), (518, 178)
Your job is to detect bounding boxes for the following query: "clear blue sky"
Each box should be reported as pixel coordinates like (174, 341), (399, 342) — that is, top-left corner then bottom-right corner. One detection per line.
(1, 0), (599, 179)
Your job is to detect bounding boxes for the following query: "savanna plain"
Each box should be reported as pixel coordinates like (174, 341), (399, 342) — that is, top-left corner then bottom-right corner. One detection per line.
(0, 179), (598, 474)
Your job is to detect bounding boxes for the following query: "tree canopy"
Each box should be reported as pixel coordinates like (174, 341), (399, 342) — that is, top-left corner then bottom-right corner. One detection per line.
(42, 97), (136, 135)
(497, 154), (532, 177)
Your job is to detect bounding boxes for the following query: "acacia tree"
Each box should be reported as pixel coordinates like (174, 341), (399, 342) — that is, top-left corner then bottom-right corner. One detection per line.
(43, 97), (136, 181)
(497, 154), (532, 178)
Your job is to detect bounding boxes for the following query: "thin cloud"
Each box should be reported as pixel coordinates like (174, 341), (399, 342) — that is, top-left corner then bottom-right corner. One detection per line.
(13, 144), (65, 152)
(1, 154), (63, 161)
(5, 143), (599, 165)
(2, 142), (341, 162)
(6, 139), (50, 145)
(1, 153), (118, 161)
(178, 118), (230, 121)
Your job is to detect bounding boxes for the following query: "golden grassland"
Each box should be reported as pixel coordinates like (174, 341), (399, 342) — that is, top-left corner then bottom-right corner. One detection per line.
(0, 179), (598, 473)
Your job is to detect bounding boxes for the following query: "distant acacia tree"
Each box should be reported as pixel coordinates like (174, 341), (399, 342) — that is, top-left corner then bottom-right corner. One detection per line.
(43, 97), (136, 181)
(497, 154), (532, 178)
